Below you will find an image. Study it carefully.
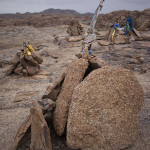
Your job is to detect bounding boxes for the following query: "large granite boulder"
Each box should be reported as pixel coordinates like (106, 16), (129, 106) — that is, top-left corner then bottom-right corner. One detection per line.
(53, 58), (89, 136)
(67, 66), (144, 150)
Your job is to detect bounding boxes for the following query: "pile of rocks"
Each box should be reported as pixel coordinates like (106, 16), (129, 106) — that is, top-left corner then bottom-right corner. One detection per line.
(6, 50), (43, 76)
(14, 54), (144, 150)
(67, 20), (83, 36)
(98, 25), (141, 46)
(108, 27), (141, 45)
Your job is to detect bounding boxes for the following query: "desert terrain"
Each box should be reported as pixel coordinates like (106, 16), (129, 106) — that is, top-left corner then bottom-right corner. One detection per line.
(0, 8), (150, 150)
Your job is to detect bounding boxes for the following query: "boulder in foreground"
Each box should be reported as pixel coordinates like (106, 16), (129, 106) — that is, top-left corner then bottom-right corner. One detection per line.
(67, 66), (144, 150)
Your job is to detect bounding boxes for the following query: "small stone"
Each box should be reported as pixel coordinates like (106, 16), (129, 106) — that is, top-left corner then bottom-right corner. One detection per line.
(6, 64), (16, 75)
(10, 52), (20, 65)
(22, 69), (28, 76)
(38, 99), (55, 113)
(14, 64), (23, 75)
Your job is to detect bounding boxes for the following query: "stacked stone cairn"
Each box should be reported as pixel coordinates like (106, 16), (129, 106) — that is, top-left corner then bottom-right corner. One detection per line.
(14, 52), (144, 150)
(6, 49), (43, 76)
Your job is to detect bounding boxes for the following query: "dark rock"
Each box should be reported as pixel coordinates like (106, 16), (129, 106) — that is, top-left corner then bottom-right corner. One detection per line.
(6, 64), (16, 75)
(14, 64), (23, 75)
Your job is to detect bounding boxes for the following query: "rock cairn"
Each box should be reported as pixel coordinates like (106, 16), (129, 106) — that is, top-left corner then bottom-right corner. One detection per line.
(6, 50), (43, 76)
(14, 54), (144, 150)
(67, 20), (83, 36)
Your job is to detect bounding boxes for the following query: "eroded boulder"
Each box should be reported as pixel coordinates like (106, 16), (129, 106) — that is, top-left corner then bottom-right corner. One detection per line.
(67, 66), (144, 150)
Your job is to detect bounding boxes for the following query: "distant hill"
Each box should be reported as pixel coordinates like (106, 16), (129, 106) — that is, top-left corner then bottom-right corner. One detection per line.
(0, 8), (82, 19)
(39, 8), (80, 15)
(0, 8), (93, 19)
(0, 8), (149, 30)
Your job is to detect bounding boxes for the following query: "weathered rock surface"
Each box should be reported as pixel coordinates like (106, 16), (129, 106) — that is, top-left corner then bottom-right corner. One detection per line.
(53, 58), (89, 136)
(6, 64), (17, 75)
(67, 66), (144, 150)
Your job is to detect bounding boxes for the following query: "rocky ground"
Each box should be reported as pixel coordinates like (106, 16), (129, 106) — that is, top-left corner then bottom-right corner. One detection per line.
(0, 20), (150, 150)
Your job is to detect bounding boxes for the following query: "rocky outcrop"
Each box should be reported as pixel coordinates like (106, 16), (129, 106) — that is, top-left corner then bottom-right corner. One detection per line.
(53, 58), (89, 136)
(67, 66), (144, 150)
(95, 9), (150, 30)
(0, 9), (150, 31)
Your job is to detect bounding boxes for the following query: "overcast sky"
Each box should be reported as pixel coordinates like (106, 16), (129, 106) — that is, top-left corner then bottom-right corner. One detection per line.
(0, 0), (150, 14)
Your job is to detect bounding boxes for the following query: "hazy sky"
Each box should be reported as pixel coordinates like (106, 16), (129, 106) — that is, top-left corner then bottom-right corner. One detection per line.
(0, 0), (150, 14)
